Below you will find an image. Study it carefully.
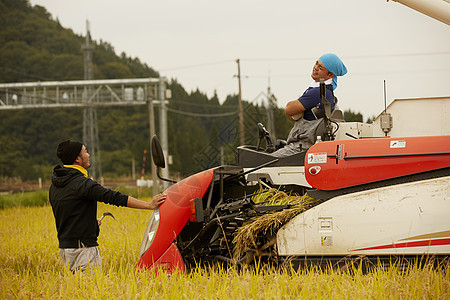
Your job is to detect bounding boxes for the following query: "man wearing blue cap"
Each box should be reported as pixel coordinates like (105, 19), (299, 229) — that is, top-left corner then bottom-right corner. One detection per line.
(272, 53), (347, 157)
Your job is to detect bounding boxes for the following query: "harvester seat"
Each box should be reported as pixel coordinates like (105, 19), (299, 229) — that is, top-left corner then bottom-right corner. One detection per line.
(235, 110), (345, 169)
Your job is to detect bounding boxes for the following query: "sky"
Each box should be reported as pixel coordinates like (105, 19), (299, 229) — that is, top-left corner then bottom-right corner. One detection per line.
(28, 0), (450, 120)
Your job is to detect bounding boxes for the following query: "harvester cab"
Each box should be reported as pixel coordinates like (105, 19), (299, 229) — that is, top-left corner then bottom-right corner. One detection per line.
(235, 80), (348, 191)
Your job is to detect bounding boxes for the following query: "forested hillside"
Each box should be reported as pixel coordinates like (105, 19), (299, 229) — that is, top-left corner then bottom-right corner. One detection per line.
(0, 0), (292, 182)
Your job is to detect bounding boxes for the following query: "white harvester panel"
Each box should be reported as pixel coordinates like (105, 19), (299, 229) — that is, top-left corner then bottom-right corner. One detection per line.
(334, 122), (373, 140)
(277, 176), (450, 256)
(245, 166), (311, 188)
(372, 97), (450, 137)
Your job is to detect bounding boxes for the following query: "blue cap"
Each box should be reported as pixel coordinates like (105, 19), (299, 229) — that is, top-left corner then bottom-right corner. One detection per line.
(319, 53), (347, 90)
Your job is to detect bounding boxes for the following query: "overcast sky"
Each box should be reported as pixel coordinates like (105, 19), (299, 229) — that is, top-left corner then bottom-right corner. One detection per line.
(29, 0), (450, 120)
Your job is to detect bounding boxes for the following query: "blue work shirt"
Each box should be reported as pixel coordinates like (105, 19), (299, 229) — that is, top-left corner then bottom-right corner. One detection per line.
(298, 84), (335, 121)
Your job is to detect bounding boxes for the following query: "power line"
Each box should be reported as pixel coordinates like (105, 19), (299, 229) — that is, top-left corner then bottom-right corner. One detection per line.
(0, 67), (53, 81)
(166, 107), (238, 118)
(160, 60), (233, 72)
(342, 51), (450, 60)
(241, 51), (450, 62)
(168, 99), (238, 109)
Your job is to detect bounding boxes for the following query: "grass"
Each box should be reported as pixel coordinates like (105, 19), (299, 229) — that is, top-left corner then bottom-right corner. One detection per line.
(0, 197), (449, 299)
(0, 189), (49, 209)
(0, 186), (154, 209)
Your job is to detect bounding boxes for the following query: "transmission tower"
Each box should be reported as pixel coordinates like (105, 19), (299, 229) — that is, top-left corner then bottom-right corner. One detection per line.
(81, 20), (102, 179)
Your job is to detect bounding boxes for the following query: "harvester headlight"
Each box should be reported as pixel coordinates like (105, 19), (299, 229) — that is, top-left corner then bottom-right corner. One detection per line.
(138, 208), (160, 257)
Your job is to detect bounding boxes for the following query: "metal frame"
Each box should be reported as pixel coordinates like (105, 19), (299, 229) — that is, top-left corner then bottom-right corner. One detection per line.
(0, 78), (162, 110)
(0, 77), (168, 189)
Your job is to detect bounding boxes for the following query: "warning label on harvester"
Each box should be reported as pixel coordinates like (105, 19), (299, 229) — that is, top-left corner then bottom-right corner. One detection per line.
(308, 153), (327, 164)
(321, 236), (333, 246)
(390, 140), (406, 148)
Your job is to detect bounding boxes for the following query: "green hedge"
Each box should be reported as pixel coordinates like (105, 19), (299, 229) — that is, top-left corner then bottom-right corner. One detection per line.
(0, 190), (49, 209)
(0, 186), (156, 209)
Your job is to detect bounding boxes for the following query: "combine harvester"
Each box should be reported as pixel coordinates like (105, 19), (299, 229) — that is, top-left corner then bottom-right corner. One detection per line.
(136, 0), (450, 273)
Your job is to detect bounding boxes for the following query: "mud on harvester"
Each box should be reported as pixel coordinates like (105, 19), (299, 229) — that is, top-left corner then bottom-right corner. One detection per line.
(136, 79), (450, 274)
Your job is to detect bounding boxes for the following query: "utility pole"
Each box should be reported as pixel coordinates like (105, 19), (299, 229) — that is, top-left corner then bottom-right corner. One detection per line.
(266, 74), (277, 141)
(148, 85), (158, 195)
(236, 59), (245, 145)
(159, 77), (169, 189)
(82, 20), (102, 180)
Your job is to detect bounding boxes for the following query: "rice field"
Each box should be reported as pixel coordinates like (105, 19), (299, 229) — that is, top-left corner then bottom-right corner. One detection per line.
(0, 197), (449, 299)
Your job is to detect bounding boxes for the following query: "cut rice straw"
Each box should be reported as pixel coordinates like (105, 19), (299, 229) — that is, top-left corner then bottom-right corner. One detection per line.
(233, 189), (320, 259)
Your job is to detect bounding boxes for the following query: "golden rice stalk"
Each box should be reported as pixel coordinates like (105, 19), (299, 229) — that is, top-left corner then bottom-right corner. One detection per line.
(233, 189), (320, 259)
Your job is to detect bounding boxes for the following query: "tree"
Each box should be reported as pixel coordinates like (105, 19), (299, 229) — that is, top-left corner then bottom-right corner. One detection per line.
(0, 1), (291, 181)
(99, 62), (133, 79)
(343, 109), (363, 122)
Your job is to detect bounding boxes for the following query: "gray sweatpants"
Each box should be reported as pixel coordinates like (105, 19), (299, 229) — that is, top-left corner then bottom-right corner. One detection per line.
(270, 141), (302, 157)
(271, 117), (322, 158)
(59, 246), (102, 273)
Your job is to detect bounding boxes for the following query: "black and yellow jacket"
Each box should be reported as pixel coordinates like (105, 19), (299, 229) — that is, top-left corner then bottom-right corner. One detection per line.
(49, 165), (128, 248)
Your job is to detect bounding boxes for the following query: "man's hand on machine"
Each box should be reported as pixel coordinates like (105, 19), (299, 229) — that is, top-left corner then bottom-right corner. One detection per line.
(148, 193), (166, 210)
(126, 193), (166, 210)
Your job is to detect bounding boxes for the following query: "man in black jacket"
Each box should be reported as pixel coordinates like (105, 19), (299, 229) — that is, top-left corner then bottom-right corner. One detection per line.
(49, 140), (166, 273)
